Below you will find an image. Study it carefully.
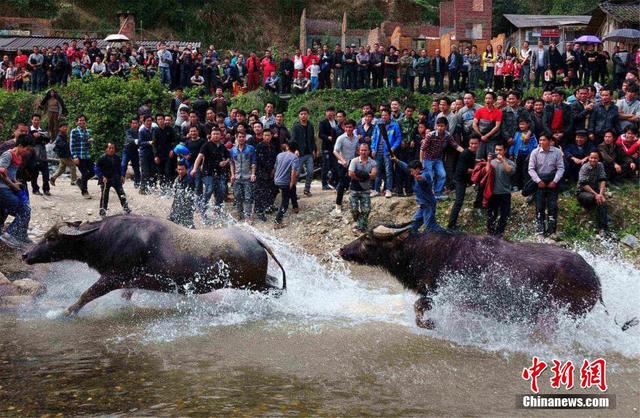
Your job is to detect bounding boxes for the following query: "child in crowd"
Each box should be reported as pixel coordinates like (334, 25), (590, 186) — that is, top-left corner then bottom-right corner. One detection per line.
(508, 117), (538, 191)
(306, 58), (320, 91)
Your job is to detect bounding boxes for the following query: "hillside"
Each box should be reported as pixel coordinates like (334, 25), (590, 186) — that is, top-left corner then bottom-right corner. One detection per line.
(2, 0), (600, 50)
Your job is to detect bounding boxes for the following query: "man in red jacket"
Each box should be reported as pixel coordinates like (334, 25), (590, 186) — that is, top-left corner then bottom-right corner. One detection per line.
(261, 50), (277, 87)
(247, 51), (261, 91)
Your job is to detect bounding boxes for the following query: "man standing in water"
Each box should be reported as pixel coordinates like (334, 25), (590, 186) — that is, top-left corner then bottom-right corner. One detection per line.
(95, 143), (131, 218)
(348, 143), (377, 233)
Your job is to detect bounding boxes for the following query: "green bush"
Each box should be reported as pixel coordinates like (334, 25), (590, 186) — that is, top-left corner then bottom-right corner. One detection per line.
(0, 89), (39, 139)
(230, 88), (280, 114)
(284, 87), (436, 129)
(57, 77), (172, 157)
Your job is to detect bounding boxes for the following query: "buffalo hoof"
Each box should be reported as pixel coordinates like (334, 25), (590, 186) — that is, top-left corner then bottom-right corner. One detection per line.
(416, 316), (435, 329)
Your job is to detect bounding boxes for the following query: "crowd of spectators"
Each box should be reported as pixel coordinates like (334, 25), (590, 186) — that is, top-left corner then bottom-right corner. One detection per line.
(0, 38), (639, 248)
(1, 39), (639, 95)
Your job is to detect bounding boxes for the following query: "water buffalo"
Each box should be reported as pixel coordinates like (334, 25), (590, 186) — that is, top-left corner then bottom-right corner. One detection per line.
(340, 225), (637, 330)
(22, 215), (286, 316)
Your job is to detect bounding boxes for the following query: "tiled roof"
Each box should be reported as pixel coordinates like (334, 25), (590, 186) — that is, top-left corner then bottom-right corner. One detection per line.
(504, 14), (591, 28)
(0, 36), (200, 52)
(600, 1), (640, 25)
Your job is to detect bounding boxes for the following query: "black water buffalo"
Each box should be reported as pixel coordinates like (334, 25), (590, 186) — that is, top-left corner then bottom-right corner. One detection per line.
(22, 215), (286, 315)
(340, 225), (637, 330)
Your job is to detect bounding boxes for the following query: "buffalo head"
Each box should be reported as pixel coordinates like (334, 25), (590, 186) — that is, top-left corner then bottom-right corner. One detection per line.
(339, 224), (413, 266)
(22, 221), (101, 264)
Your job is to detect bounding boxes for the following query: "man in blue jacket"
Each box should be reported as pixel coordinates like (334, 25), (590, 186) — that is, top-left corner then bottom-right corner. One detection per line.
(392, 157), (446, 234)
(371, 108), (402, 198)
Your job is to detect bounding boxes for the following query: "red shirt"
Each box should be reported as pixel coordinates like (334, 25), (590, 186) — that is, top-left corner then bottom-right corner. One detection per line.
(14, 54), (27, 68)
(551, 108), (563, 133)
(474, 106), (503, 123)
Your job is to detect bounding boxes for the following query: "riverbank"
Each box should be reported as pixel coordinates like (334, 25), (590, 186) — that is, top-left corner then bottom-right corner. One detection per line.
(1, 175), (638, 283)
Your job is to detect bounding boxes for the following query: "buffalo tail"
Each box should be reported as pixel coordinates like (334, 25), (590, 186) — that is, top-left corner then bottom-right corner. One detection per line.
(256, 238), (286, 291)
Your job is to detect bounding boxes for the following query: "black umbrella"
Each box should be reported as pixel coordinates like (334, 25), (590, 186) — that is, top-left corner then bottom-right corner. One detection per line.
(602, 29), (640, 43)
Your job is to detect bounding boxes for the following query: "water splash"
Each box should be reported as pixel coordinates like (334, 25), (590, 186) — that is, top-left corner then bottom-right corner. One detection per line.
(19, 228), (640, 359)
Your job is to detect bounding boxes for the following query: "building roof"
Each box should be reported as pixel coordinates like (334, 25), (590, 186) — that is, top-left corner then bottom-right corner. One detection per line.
(504, 14), (591, 28)
(599, 0), (640, 25)
(0, 36), (200, 52)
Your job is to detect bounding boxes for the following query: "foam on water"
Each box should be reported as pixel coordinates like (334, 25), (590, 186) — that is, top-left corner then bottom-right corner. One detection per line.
(20, 228), (640, 359)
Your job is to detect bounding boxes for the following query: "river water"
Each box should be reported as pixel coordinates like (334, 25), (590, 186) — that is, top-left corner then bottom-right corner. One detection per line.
(1, 232), (638, 416)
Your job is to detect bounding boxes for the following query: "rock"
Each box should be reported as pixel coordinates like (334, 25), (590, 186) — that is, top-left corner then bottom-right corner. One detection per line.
(621, 234), (638, 249)
(0, 284), (19, 297)
(0, 295), (34, 308)
(0, 272), (10, 286)
(12, 279), (46, 297)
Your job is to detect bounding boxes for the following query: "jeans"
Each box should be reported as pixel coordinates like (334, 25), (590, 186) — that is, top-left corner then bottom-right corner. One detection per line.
(469, 69), (480, 90)
(358, 68), (370, 88)
(422, 158), (446, 195)
(201, 175), (226, 219)
(334, 68), (344, 89)
(233, 179), (254, 218)
(51, 157), (77, 183)
(254, 176), (275, 214)
(275, 184), (297, 223)
(412, 202), (444, 233)
(386, 71), (398, 87)
(349, 190), (371, 230)
(31, 160), (50, 193)
(344, 69), (356, 89)
(521, 64), (530, 89)
(535, 186), (559, 232)
(417, 73), (430, 93)
(321, 150), (337, 188)
(159, 66), (171, 85)
(374, 153), (394, 192)
(0, 187), (30, 240)
(99, 179), (129, 214)
(484, 67), (494, 89)
(310, 76), (319, 90)
(433, 72), (444, 92)
(476, 139), (500, 161)
(77, 159), (93, 194)
(139, 151), (155, 193)
(487, 193), (511, 236)
(448, 69), (459, 91)
(534, 66), (545, 88)
(577, 192), (609, 229)
(298, 154), (314, 192)
(31, 68), (44, 92)
(448, 180), (467, 228)
(371, 66), (384, 88)
(335, 164), (351, 205)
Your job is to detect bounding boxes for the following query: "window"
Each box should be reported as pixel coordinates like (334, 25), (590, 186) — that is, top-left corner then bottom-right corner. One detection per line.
(473, 0), (483, 12)
(472, 23), (483, 39)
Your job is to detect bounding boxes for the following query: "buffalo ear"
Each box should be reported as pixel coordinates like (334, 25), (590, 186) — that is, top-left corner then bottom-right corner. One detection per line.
(59, 225), (100, 237)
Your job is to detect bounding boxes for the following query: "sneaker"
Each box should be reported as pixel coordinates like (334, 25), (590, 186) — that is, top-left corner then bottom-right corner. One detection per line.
(32, 190), (42, 196)
(435, 194), (449, 201)
(99, 209), (107, 218)
(257, 212), (268, 222)
(322, 185), (331, 191)
(331, 205), (342, 216)
(0, 232), (24, 249)
(292, 207), (300, 214)
(370, 191), (380, 197)
(82, 192), (92, 199)
(49, 178), (56, 186)
(303, 190), (312, 197)
(385, 190), (392, 198)
(44, 191), (51, 196)
(124, 206), (132, 214)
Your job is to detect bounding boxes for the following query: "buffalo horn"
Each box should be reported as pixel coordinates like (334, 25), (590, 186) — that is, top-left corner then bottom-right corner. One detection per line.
(372, 225), (412, 239)
(59, 225), (100, 237)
